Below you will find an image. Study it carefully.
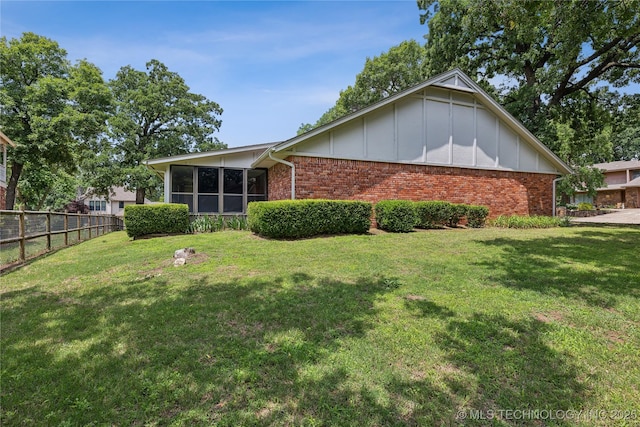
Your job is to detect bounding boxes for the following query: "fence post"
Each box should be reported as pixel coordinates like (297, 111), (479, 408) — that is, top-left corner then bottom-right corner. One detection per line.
(88, 215), (92, 239)
(19, 210), (26, 262)
(77, 215), (81, 242)
(46, 210), (51, 251)
(64, 213), (69, 246)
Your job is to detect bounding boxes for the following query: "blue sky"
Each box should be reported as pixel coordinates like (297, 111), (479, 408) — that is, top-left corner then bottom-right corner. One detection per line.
(1, 1), (429, 147)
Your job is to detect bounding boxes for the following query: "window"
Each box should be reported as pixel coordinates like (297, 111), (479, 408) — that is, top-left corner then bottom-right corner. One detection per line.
(223, 169), (243, 213)
(171, 165), (194, 211)
(248, 169), (267, 204)
(169, 166), (267, 213)
(632, 170), (640, 180)
(172, 165), (193, 193)
(89, 200), (106, 211)
(118, 201), (124, 209)
(197, 168), (219, 213)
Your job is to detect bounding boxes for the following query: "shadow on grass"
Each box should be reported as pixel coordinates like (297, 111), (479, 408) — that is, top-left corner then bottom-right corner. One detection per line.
(434, 313), (586, 426)
(475, 228), (640, 307)
(2, 271), (589, 425)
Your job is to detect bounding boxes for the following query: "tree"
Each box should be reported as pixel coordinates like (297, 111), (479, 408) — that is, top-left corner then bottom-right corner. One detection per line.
(612, 94), (640, 160)
(298, 40), (430, 133)
(106, 60), (225, 204)
(0, 33), (111, 210)
(418, 0), (639, 116)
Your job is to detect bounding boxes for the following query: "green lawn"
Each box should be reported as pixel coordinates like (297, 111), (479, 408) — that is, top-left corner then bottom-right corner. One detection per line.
(2, 227), (639, 426)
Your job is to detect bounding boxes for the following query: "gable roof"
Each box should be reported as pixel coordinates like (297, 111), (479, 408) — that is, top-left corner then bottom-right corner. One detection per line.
(252, 69), (572, 174)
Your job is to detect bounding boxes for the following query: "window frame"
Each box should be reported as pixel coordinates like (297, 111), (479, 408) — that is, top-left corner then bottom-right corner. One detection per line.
(169, 165), (268, 214)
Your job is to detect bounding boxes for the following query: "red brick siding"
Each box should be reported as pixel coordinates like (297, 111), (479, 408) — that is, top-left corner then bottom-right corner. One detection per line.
(268, 156), (557, 217)
(268, 162), (293, 200)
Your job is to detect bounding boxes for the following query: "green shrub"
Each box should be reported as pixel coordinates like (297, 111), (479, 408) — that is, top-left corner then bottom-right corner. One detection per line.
(124, 203), (190, 238)
(247, 199), (372, 238)
(488, 215), (562, 229)
(577, 202), (594, 211)
(466, 205), (490, 228)
(414, 201), (451, 228)
(375, 200), (417, 233)
(447, 203), (468, 227)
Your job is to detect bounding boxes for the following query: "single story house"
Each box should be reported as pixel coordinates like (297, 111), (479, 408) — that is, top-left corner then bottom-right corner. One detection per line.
(574, 160), (640, 208)
(147, 69), (572, 218)
(0, 130), (17, 210)
(82, 187), (152, 217)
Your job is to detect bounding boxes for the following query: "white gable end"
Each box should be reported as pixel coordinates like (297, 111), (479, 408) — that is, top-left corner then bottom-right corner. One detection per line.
(293, 86), (559, 174)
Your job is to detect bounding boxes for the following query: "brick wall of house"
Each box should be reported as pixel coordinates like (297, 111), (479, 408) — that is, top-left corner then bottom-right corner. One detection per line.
(268, 156), (557, 217)
(595, 190), (624, 207)
(268, 162), (293, 200)
(0, 186), (6, 210)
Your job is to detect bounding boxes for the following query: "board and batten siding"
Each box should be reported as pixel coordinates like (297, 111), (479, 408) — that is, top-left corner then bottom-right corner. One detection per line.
(290, 86), (557, 174)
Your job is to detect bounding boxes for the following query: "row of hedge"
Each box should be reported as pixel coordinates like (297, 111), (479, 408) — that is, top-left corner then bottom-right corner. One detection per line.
(124, 204), (191, 238)
(375, 200), (489, 232)
(123, 199), (489, 239)
(247, 199), (371, 238)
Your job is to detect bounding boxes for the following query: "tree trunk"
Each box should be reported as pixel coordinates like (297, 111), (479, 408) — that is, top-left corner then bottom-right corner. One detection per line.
(5, 161), (23, 211)
(136, 187), (145, 204)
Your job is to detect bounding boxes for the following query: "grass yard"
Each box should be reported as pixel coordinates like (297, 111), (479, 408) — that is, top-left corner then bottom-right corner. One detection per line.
(1, 226), (639, 426)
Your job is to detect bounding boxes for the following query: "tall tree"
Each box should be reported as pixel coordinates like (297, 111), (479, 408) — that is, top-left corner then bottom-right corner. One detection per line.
(419, 0), (639, 114)
(298, 40), (430, 133)
(106, 59), (225, 204)
(612, 94), (640, 160)
(0, 33), (111, 210)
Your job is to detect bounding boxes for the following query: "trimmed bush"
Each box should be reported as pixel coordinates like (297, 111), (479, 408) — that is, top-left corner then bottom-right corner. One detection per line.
(124, 203), (190, 238)
(447, 203), (468, 227)
(247, 199), (372, 238)
(577, 202), (594, 211)
(466, 205), (490, 228)
(414, 201), (451, 228)
(488, 215), (562, 229)
(375, 200), (417, 233)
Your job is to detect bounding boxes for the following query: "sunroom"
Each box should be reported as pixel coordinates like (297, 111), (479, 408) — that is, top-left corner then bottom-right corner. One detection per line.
(146, 143), (275, 214)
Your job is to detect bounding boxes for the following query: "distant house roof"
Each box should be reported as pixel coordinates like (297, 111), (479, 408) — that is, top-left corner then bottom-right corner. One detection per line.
(0, 131), (17, 147)
(593, 160), (640, 172)
(83, 186), (151, 203)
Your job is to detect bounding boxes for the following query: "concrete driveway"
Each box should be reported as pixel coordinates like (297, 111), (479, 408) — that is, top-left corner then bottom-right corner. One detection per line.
(570, 209), (640, 225)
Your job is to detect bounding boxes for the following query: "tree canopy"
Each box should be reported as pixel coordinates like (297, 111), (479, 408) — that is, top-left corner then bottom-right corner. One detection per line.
(98, 59), (225, 204)
(0, 32), (111, 210)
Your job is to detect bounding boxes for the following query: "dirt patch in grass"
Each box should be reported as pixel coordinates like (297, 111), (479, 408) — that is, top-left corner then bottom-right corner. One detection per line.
(533, 311), (564, 324)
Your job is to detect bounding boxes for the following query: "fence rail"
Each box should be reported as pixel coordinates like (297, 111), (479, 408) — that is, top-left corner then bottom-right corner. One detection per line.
(0, 210), (124, 271)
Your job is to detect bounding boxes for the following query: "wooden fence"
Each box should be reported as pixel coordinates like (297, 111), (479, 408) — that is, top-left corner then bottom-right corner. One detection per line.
(0, 210), (124, 271)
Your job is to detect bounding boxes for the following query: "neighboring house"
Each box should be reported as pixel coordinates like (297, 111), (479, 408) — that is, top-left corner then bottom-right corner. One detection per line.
(147, 69), (572, 218)
(82, 187), (151, 216)
(0, 131), (17, 210)
(574, 160), (640, 208)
